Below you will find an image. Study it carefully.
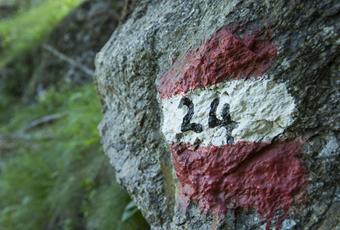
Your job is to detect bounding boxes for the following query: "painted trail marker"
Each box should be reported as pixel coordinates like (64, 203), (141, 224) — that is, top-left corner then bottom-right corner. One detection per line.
(158, 26), (307, 229)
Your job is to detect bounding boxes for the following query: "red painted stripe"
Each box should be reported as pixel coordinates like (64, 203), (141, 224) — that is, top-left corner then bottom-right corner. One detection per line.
(170, 140), (306, 229)
(158, 27), (277, 99)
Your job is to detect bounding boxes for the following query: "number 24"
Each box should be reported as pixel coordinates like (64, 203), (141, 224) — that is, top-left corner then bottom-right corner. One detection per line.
(179, 97), (233, 133)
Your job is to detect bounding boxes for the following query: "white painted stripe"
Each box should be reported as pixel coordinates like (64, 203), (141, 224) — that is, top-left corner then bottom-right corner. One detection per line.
(160, 78), (296, 146)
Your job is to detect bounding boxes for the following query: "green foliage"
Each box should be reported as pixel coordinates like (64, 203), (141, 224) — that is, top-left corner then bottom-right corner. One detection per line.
(0, 1), (147, 229)
(0, 0), (83, 67)
(0, 0), (46, 11)
(0, 85), (149, 230)
(86, 186), (147, 230)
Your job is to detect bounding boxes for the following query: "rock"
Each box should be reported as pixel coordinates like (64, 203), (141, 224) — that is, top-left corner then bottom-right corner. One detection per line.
(95, 0), (339, 229)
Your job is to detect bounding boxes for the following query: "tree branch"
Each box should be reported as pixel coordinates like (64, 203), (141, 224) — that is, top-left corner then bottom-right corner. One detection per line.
(42, 44), (95, 77)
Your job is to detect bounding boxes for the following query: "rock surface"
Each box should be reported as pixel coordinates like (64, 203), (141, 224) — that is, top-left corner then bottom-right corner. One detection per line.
(95, 0), (339, 229)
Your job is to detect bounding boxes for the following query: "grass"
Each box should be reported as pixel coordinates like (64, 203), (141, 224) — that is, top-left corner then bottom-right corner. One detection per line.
(0, 0), (83, 67)
(0, 84), (149, 230)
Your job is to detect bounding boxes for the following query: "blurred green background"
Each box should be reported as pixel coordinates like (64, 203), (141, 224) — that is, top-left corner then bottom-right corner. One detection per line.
(0, 0), (147, 229)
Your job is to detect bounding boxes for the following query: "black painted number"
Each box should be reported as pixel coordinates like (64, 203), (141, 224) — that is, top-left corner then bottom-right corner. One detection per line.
(179, 96), (237, 144)
(208, 98), (233, 128)
(179, 97), (203, 133)
(208, 97), (235, 144)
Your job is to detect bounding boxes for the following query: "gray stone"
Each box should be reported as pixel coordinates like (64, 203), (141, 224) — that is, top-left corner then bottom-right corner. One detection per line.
(95, 0), (339, 229)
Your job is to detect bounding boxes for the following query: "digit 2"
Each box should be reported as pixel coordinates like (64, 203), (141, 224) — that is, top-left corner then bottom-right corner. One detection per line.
(179, 97), (203, 133)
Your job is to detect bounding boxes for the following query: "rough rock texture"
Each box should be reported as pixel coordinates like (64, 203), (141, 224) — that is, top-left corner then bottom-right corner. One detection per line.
(157, 27), (277, 99)
(170, 140), (306, 230)
(95, 0), (339, 229)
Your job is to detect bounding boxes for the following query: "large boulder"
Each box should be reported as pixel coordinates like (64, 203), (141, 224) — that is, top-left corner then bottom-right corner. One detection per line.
(95, 0), (339, 229)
